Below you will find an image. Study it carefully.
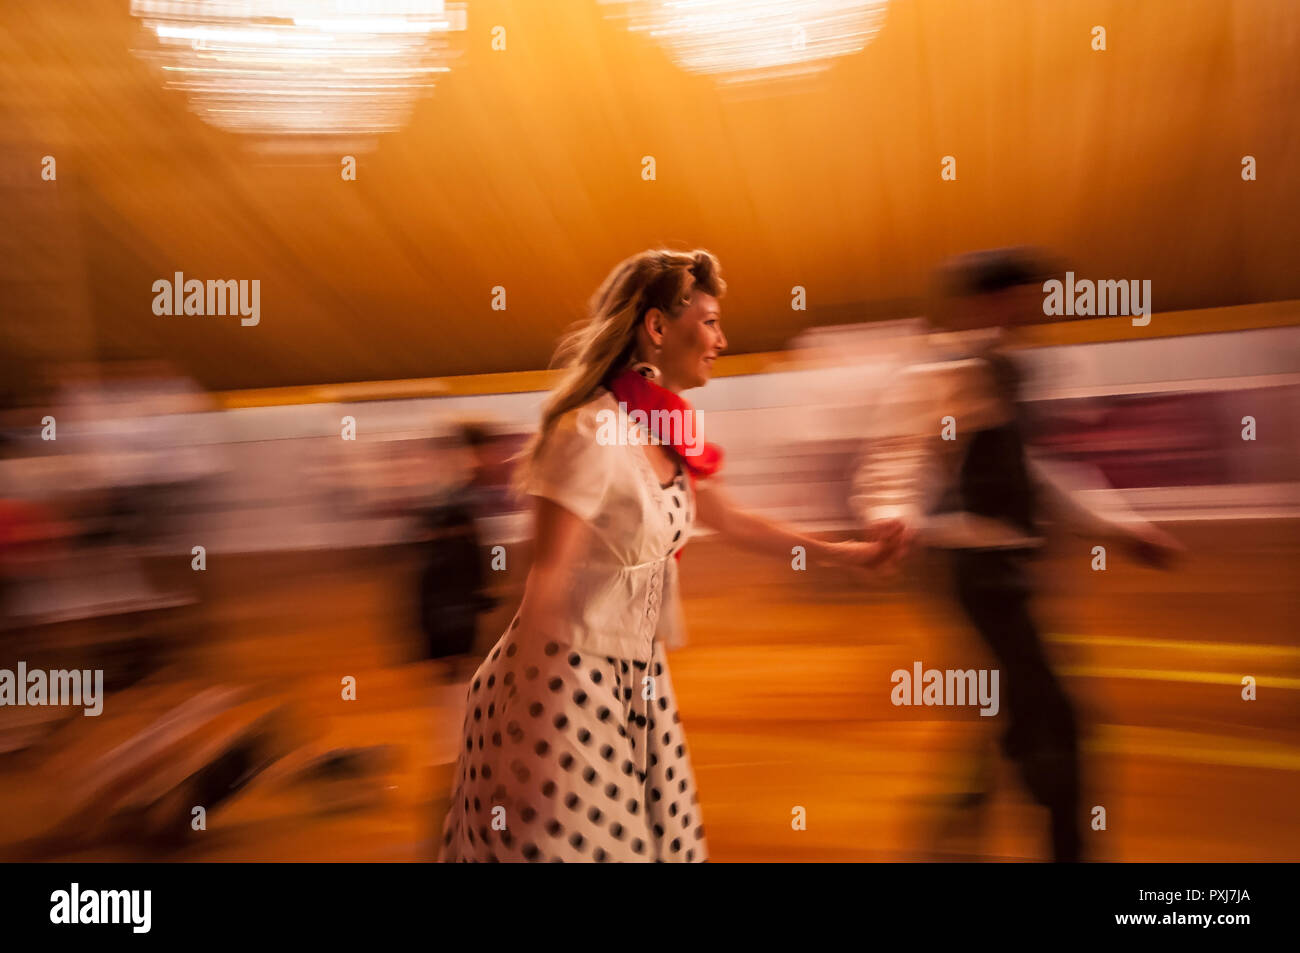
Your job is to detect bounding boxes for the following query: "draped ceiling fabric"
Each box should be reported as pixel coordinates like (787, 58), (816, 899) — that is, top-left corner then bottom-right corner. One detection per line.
(1, 0), (1297, 391)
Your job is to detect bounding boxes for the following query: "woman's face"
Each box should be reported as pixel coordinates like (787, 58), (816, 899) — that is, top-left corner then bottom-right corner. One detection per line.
(647, 292), (727, 392)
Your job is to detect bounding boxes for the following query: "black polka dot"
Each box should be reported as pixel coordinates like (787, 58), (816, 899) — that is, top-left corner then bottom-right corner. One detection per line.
(553, 714), (569, 730)
(605, 783), (620, 799)
(564, 793), (580, 809)
(596, 706), (610, 721)
(524, 666), (538, 680)
(549, 677), (563, 692)
(506, 644), (517, 658)
(569, 832), (586, 851)
(573, 690), (588, 706)
(577, 728), (591, 744)
(535, 740), (550, 756)
(544, 642), (559, 655)
(590, 669), (603, 684)
(546, 819), (563, 836)
(568, 653), (581, 667)
(542, 781), (557, 797)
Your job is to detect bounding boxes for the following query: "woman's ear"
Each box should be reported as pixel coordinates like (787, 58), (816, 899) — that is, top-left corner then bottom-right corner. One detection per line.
(643, 307), (667, 348)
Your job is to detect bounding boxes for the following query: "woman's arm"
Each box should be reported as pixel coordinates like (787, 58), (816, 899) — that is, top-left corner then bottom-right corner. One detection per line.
(695, 479), (902, 569)
(514, 497), (593, 633)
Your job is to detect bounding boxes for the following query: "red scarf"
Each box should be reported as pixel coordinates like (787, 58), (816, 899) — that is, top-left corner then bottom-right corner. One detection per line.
(606, 367), (723, 563)
(606, 367), (724, 481)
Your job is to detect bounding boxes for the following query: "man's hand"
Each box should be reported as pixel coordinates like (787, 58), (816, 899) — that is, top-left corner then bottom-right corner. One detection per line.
(867, 518), (915, 554)
(1118, 522), (1184, 569)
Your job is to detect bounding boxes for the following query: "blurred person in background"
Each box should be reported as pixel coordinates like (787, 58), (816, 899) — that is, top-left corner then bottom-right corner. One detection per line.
(439, 248), (903, 862)
(851, 248), (1181, 862)
(412, 421), (507, 676)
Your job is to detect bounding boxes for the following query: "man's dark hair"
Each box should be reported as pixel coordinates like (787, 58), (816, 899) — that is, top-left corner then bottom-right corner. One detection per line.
(938, 247), (1056, 298)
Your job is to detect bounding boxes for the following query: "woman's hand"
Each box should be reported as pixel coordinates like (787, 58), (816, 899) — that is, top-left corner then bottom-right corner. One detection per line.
(821, 533), (907, 571)
(821, 539), (890, 569)
(697, 479), (911, 572)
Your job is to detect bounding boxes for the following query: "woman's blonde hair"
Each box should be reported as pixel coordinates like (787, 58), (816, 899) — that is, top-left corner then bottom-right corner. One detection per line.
(512, 248), (726, 494)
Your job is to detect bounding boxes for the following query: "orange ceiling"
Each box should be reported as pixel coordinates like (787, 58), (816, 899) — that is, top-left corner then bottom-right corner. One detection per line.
(2, 0), (1297, 391)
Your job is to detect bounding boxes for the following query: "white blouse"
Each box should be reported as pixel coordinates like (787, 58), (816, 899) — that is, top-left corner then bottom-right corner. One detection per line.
(525, 387), (693, 659)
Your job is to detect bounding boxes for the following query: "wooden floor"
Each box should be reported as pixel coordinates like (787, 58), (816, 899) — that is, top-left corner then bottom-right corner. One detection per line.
(1, 520), (1296, 862)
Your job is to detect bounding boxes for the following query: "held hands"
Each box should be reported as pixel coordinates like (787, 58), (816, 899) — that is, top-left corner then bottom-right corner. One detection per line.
(823, 519), (913, 572)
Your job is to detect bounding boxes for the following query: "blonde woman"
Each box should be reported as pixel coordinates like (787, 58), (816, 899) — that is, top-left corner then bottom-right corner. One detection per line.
(439, 249), (901, 862)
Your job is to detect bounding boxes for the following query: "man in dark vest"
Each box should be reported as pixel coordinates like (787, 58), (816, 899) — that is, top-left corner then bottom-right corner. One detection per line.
(852, 249), (1179, 861)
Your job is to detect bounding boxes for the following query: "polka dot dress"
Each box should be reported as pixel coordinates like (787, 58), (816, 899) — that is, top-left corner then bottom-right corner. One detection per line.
(439, 391), (708, 862)
(438, 621), (707, 862)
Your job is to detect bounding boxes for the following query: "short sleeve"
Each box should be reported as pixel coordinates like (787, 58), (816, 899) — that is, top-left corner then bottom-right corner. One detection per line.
(526, 403), (615, 523)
